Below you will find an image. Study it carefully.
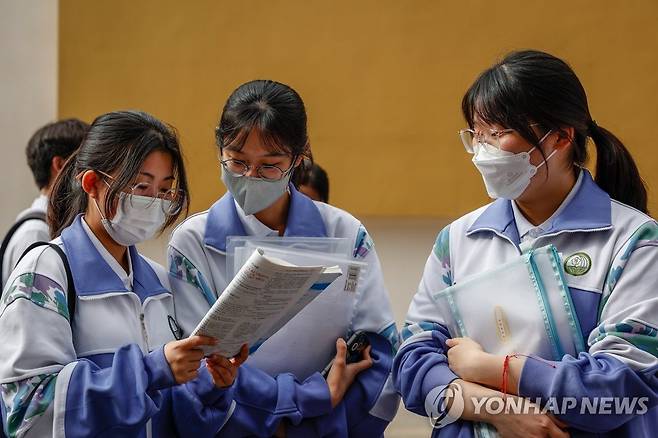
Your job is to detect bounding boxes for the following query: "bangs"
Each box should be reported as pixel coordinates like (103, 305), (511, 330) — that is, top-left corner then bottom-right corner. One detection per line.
(462, 63), (543, 146)
(219, 118), (293, 156)
(462, 64), (528, 130)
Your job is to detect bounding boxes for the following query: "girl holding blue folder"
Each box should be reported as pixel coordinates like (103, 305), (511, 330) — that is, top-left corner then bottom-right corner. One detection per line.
(168, 80), (400, 437)
(394, 50), (658, 437)
(0, 111), (245, 437)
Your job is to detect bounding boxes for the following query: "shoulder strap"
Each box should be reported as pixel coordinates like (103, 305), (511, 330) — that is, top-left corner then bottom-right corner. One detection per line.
(10, 242), (77, 325)
(0, 212), (47, 284)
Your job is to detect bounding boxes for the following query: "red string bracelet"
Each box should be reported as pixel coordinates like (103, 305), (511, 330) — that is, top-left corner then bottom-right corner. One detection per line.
(501, 353), (557, 398)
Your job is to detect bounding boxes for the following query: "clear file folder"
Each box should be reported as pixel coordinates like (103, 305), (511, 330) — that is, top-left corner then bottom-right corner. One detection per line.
(431, 245), (585, 361)
(227, 236), (352, 278)
(227, 238), (368, 380)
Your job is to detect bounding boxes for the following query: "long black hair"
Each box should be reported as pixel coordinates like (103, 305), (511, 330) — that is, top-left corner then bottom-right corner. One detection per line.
(215, 80), (312, 173)
(462, 50), (647, 213)
(49, 110), (189, 237)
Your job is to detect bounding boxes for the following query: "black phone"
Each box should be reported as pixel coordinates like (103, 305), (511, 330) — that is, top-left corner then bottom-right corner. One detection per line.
(321, 331), (370, 379)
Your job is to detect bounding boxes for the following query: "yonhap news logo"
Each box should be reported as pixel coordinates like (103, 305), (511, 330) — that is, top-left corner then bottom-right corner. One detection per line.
(425, 383), (649, 429)
(425, 383), (465, 428)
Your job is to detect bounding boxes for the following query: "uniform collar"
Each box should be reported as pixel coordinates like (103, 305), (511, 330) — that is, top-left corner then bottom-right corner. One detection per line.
(31, 194), (49, 213)
(80, 217), (133, 289)
(234, 200), (279, 237)
(16, 195), (49, 221)
(512, 170), (584, 239)
(204, 184), (328, 252)
(60, 215), (168, 300)
(467, 170), (612, 244)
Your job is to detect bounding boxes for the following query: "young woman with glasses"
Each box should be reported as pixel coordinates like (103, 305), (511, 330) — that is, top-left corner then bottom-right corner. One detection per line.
(0, 110), (246, 437)
(394, 50), (657, 437)
(167, 80), (400, 437)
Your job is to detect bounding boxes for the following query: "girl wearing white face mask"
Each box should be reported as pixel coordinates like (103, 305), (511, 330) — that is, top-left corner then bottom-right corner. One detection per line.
(0, 110), (247, 437)
(168, 80), (400, 437)
(395, 50), (658, 438)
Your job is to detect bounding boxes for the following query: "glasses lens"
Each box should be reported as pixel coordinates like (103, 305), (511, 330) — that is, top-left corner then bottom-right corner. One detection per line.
(258, 165), (286, 181)
(129, 183), (157, 210)
(160, 189), (185, 216)
(459, 130), (477, 153)
(223, 159), (248, 176)
(130, 182), (153, 197)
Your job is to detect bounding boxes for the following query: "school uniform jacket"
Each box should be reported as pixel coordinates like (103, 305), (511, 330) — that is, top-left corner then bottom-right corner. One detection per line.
(167, 185), (400, 437)
(0, 216), (235, 438)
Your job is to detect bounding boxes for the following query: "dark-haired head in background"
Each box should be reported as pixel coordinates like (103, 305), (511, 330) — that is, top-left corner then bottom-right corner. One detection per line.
(26, 118), (90, 191)
(294, 162), (329, 203)
(2, 118), (89, 287)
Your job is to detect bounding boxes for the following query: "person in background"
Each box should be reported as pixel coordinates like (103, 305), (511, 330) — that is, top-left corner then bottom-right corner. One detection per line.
(294, 161), (330, 203)
(1, 119), (89, 288)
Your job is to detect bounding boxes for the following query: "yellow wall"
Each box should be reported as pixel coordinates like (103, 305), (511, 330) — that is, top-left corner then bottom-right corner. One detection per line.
(59, 0), (658, 218)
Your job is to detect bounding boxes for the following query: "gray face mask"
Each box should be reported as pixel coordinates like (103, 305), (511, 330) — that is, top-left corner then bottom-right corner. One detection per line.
(221, 167), (292, 215)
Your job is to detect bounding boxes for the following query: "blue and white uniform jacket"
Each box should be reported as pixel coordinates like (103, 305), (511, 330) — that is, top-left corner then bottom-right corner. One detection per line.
(394, 170), (658, 437)
(167, 185), (400, 437)
(0, 216), (235, 438)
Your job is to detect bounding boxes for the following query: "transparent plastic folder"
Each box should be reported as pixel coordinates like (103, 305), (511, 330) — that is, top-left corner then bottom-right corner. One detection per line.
(432, 245), (585, 361)
(226, 236), (352, 279)
(227, 238), (368, 379)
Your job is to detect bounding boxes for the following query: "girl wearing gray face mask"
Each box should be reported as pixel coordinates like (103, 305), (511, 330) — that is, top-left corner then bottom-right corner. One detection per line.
(167, 80), (400, 438)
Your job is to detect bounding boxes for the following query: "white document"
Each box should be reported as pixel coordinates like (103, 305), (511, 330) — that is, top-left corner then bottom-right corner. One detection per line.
(237, 245), (368, 379)
(190, 248), (342, 357)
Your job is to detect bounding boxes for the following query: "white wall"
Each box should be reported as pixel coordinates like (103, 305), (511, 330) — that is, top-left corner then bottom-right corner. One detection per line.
(0, 0), (58, 232)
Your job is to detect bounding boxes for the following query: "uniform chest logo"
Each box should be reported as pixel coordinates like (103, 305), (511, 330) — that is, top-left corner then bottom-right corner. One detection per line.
(564, 252), (592, 276)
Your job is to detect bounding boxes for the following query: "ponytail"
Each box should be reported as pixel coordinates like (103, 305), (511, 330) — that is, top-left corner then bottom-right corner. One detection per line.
(589, 121), (648, 214)
(48, 149), (87, 237)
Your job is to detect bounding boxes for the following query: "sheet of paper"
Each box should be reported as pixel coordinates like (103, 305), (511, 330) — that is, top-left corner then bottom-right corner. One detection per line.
(240, 246), (368, 379)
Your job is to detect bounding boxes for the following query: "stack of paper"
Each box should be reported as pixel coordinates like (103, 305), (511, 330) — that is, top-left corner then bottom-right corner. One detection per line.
(191, 248), (343, 358)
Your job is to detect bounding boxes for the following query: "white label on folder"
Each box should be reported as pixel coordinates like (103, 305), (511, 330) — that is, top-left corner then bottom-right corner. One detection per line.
(344, 265), (360, 292)
(494, 306), (511, 343)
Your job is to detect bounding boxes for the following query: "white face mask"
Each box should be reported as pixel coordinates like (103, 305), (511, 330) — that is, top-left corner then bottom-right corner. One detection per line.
(94, 192), (170, 246)
(471, 132), (556, 200)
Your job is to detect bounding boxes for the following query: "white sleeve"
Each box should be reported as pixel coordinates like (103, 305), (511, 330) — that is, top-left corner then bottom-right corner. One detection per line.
(167, 230), (219, 336)
(588, 220), (658, 371)
(0, 245), (76, 437)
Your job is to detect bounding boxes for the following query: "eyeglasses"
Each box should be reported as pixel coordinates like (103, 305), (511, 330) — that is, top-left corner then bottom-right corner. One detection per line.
(220, 157), (296, 181)
(97, 170), (186, 216)
(459, 124), (541, 154)
(458, 128), (516, 154)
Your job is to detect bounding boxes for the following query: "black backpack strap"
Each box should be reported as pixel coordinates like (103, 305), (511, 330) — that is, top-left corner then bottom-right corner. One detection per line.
(0, 212), (47, 285)
(11, 241), (76, 325)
